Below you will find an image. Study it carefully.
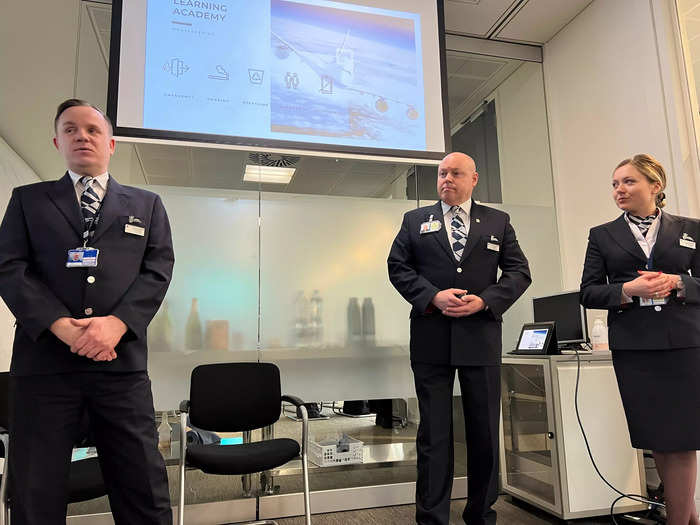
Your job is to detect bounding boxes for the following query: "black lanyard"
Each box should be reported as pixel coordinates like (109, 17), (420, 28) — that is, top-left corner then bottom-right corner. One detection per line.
(82, 212), (101, 247)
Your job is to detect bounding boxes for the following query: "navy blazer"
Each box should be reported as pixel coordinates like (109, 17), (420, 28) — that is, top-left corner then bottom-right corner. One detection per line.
(387, 200), (531, 366)
(0, 173), (174, 375)
(580, 212), (700, 350)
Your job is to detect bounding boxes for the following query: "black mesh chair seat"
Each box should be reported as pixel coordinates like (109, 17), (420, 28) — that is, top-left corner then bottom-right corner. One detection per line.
(0, 457), (105, 505)
(67, 458), (105, 502)
(187, 438), (300, 475)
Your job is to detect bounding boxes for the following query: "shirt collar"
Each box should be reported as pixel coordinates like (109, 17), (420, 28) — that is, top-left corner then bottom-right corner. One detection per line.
(441, 198), (472, 217)
(623, 208), (662, 226)
(68, 170), (109, 192)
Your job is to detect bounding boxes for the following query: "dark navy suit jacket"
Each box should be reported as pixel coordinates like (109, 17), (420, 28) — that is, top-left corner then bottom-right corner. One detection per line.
(0, 173), (174, 375)
(580, 212), (700, 350)
(388, 200), (531, 366)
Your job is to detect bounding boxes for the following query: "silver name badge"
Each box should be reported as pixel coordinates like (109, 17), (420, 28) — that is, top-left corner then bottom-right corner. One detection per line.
(125, 224), (145, 236)
(680, 233), (696, 249)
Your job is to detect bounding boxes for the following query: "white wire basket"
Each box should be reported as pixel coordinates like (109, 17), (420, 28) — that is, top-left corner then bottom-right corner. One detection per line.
(309, 434), (364, 467)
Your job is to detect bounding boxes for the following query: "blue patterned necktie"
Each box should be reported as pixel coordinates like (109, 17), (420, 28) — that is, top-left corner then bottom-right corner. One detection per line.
(79, 176), (102, 243)
(450, 206), (467, 261)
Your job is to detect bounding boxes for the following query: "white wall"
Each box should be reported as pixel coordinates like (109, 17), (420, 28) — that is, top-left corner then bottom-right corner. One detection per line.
(544, 0), (700, 505)
(544, 0), (699, 290)
(544, 0), (674, 289)
(0, 138), (41, 370)
(0, 0), (79, 180)
(0, 0), (141, 186)
(496, 61), (556, 208)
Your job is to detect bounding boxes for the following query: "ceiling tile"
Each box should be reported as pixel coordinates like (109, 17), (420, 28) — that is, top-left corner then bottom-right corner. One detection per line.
(495, 0), (593, 44)
(444, 0), (519, 37)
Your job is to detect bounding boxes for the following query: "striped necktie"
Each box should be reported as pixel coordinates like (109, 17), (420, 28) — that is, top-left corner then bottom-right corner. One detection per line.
(627, 211), (656, 237)
(79, 176), (102, 243)
(450, 206), (467, 261)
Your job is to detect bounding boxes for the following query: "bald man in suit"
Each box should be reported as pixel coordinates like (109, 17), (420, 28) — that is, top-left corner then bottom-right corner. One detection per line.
(388, 152), (531, 525)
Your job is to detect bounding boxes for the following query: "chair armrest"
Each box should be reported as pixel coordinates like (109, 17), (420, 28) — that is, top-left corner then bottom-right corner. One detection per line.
(179, 400), (190, 413)
(281, 394), (305, 407)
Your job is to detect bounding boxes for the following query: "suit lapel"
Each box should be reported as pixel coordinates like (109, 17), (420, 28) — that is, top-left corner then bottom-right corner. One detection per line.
(458, 200), (485, 263)
(606, 214), (648, 263)
(652, 212), (681, 262)
(48, 172), (83, 240)
(427, 201), (455, 264)
(91, 176), (128, 244)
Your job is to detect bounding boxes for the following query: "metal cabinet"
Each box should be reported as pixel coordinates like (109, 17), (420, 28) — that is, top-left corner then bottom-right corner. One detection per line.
(500, 353), (647, 520)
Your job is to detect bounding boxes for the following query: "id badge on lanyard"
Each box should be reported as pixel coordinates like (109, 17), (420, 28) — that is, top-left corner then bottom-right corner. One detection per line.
(66, 215), (100, 268)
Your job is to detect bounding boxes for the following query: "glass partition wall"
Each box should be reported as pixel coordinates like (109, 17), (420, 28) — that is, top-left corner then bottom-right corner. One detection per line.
(69, 5), (562, 517)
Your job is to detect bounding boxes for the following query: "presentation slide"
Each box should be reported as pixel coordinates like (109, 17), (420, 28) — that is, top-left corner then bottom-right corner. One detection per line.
(111, 0), (447, 158)
(518, 329), (549, 351)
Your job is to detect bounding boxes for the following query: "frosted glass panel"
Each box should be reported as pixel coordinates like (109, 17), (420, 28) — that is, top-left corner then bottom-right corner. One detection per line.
(490, 203), (562, 350)
(259, 193), (416, 401)
(144, 187), (259, 410)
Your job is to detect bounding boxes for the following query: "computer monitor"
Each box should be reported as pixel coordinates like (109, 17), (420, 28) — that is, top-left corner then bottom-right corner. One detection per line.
(532, 291), (588, 345)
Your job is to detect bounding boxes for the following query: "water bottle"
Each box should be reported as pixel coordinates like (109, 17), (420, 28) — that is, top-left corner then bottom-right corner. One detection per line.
(294, 291), (310, 347)
(157, 411), (172, 453)
(347, 298), (362, 345)
(310, 290), (323, 347)
(185, 298), (203, 350)
(591, 318), (609, 351)
(361, 298), (375, 346)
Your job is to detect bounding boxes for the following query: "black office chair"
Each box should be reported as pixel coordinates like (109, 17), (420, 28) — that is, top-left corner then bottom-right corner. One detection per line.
(178, 362), (311, 525)
(0, 372), (106, 525)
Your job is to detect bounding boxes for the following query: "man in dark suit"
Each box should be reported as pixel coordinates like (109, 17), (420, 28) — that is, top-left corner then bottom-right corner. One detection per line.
(0, 99), (174, 524)
(388, 152), (531, 525)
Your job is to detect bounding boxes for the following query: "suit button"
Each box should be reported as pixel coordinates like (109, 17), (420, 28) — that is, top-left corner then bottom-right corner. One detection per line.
(84, 307), (93, 316)
(457, 268), (463, 273)
(87, 276), (96, 284)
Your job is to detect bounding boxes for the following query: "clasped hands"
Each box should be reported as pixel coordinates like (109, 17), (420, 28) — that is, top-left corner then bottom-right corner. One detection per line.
(50, 315), (127, 362)
(432, 288), (485, 317)
(623, 270), (682, 299)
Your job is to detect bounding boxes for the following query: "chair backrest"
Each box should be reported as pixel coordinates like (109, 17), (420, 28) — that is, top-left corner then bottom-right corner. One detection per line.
(189, 362), (282, 432)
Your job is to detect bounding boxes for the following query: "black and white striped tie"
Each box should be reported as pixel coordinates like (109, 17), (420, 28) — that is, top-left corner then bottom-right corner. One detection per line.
(450, 206), (467, 261)
(627, 211), (656, 237)
(79, 176), (101, 243)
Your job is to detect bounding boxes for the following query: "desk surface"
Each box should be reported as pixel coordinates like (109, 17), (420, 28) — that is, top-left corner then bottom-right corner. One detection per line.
(504, 351), (612, 363)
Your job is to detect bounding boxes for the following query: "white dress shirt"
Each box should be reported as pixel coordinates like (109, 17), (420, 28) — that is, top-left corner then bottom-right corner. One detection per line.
(68, 170), (109, 205)
(621, 209), (684, 301)
(624, 209), (661, 258)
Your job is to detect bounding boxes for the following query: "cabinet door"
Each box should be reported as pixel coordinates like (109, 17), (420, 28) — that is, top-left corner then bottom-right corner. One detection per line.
(501, 360), (560, 511)
(554, 362), (644, 515)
